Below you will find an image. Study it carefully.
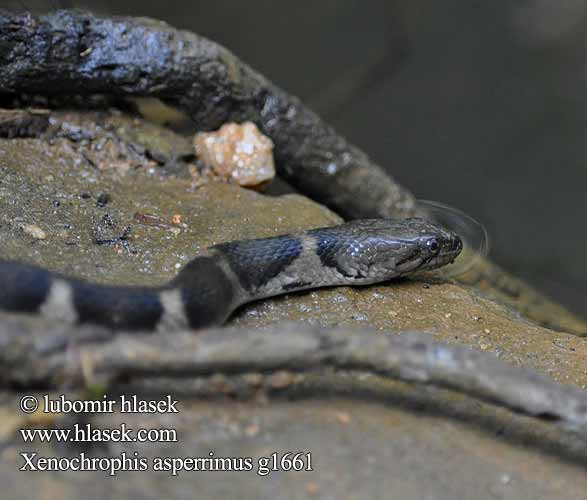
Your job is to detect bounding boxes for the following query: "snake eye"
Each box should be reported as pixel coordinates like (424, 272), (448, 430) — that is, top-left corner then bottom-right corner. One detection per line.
(427, 238), (440, 253)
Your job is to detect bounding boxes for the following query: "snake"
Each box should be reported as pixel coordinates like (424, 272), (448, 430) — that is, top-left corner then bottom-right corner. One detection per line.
(0, 218), (462, 331)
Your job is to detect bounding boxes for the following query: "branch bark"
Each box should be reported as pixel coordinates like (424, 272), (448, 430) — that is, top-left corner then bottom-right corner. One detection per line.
(0, 9), (415, 219)
(1, 319), (586, 432)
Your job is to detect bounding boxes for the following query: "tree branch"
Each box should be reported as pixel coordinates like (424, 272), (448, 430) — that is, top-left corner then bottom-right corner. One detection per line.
(0, 9), (415, 219)
(1, 319), (586, 432)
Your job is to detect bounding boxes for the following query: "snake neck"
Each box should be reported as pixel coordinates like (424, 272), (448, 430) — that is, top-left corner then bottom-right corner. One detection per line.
(208, 232), (373, 302)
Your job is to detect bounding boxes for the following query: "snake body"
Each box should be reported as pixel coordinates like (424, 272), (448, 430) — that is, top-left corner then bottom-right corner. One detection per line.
(0, 218), (461, 330)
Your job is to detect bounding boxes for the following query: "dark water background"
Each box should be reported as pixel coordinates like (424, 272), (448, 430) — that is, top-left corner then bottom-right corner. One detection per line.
(4, 0), (586, 318)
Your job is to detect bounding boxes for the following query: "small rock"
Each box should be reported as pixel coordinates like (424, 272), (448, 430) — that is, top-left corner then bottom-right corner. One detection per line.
(267, 371), (296, 389)
(244, 423), (260, 437)
(194, 121), (275, 188)
(96, 192), (111, 207)
(21, 224), (47, 240)
(242, 373), (263, 387)
(305, 482), (320, 496)
(335, 412), (351, 425)
(332, 295), (348, 303)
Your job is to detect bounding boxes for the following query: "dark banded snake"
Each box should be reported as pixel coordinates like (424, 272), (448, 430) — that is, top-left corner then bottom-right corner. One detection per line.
(0, 218), (462, 331)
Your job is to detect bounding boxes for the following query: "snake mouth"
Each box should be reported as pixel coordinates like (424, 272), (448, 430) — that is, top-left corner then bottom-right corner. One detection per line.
(393, 234), (463, 275)
(419, 236), (463, 272)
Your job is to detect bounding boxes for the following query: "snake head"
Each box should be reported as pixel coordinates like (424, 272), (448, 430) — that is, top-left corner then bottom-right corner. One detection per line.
(312, 218), (463, 282)
(413, 223), (463, 273)
(376, 217), (463, 276)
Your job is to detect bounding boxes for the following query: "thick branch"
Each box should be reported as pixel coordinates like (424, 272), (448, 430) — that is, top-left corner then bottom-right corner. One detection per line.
(1, 319), (586, 432)
(0, 9), (414, 219)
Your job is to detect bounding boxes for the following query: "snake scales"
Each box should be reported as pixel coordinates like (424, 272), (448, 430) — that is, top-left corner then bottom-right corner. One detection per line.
(0, 218), (461, 330)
